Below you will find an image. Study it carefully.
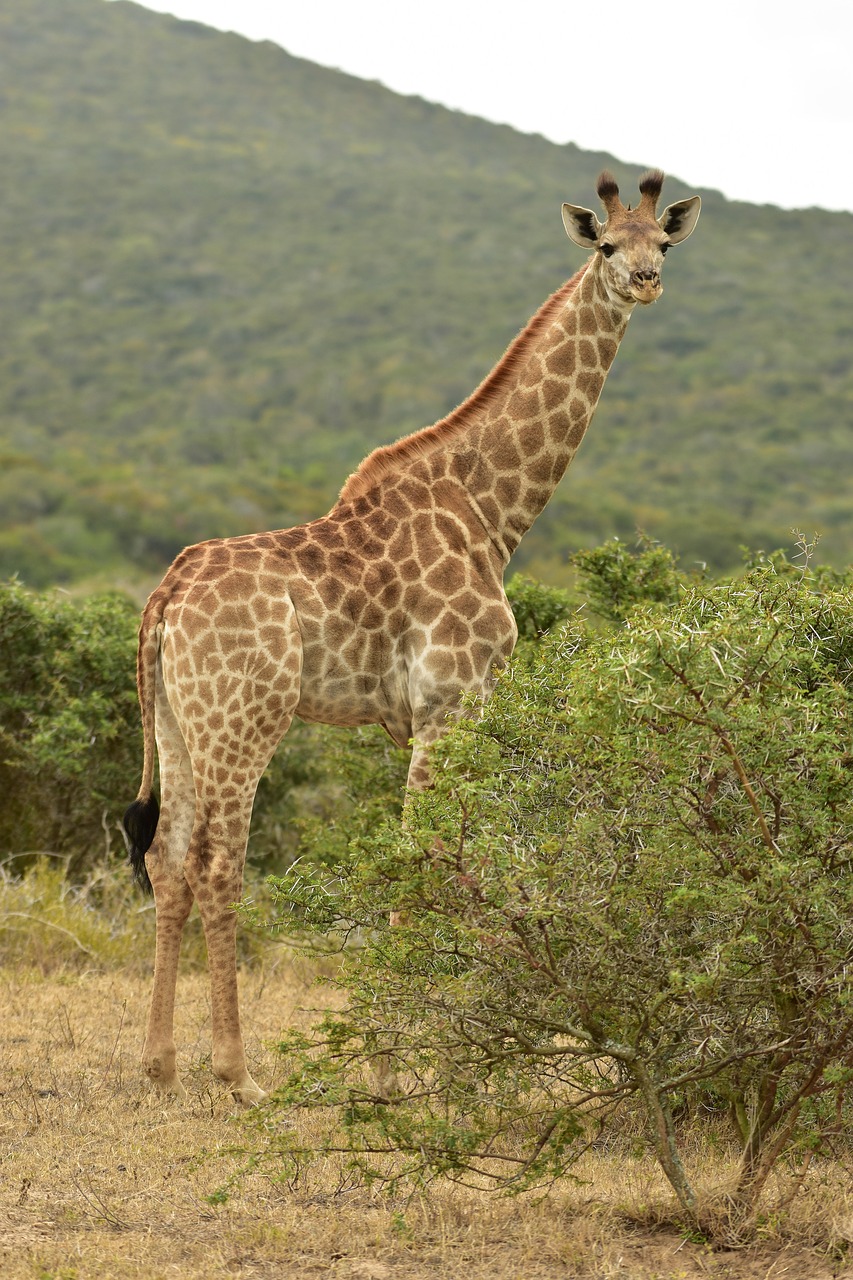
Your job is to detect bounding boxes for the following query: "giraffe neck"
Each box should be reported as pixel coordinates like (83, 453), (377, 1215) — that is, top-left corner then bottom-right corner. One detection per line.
(459, 258), (633, 559)
(339, 257), (633, 562)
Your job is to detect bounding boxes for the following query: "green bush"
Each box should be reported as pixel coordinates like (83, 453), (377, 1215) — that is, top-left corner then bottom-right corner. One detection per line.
(0, 580), (321, 877)
(0, 581), (142, 873)
(265, 551), (853, 1238)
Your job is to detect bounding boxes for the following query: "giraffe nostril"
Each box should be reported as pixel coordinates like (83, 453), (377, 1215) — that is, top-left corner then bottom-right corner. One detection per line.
(632, 268), (659, 284)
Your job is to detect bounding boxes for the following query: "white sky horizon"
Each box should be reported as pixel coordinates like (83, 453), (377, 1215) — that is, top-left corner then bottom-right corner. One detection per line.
(113, 0), (853, 216)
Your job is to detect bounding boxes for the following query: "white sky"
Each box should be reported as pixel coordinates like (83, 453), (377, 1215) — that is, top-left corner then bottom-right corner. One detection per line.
(120, 0), (853, 214)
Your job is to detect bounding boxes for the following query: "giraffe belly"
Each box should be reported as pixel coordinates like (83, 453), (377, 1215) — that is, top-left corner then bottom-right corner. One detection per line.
(294, 631), (414, 746)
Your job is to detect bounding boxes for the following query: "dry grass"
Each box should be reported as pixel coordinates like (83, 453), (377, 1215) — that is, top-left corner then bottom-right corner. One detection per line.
(1, 865), (853, 1278)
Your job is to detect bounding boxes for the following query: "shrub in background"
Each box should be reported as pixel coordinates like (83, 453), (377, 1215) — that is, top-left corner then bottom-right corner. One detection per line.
(0, 580), (323, 878)
(0, 582), (142, 874)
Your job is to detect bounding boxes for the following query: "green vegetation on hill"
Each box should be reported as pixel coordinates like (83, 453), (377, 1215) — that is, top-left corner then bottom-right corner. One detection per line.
(0, 0), (851, 589)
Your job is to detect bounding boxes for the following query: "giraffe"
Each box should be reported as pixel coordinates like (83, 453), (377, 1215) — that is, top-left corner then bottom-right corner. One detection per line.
(124, 169), (700, 1105)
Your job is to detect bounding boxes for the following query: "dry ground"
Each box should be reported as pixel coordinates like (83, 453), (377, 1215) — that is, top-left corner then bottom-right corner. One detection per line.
(2, 951), (852, 1280)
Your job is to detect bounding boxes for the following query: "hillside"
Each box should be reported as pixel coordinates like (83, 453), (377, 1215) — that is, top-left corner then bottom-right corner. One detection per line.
(0, 0), (851, 589)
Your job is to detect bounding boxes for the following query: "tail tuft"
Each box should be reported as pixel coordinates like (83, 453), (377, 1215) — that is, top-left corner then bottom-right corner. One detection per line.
(122, 795), (160, 895)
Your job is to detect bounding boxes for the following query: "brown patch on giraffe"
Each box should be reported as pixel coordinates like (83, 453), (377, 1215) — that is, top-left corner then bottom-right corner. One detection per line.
(455, 652), (475, 682)
(506, 388), (540, 420)
(525, 455), (554, 485)
(388, 528), (415, 563)
(365, 633), (386, 668)
(364, 559), (398, 589)
(259, 573), (285, 598)
(399, 557), (421, 582)
(316, 576), (344, 610)
(598, 337), (618, 366)
(294, 542), (328, 576)
(215, 605), (249, 631)
(495, 476), (521, 508)
(343, 589), (368, 621)
(425, 556), (466, 595)
(403, 588), (444, 625)
(382, 488), (414, 519)
(220, 571), (258, 600)
(448, 589), (483, 618)
(468, 640), (494, 670)
(175, 604), (210, 637)
(542, 378), (567, 411)
(489, 435), (522, 473)
(576, 369), (605, 401)
(295, 590), (323, 619)
(522, 484), (552, 512)
(567, 420), (587, 449)
(520, 358), (546, 390)
(473, 604), (514, 638)
(412, 520), (442, 564)
(258, 624), (288, 655)
(578, 338), (597, 366)
(342, 634), (368, 665)
(323, 615), (352, 648)
(561, 308), (579, 336)
(361, 603), (385, 631)
(548, 410), (570, 441)
(477, 495), (501, 529)
(365, 509), (398, 539)
(434, 511), (468, 553)
(518, 422), (546, 455)
(578, 306), (597, 335)
(380, 581), (403, 609)
(546, 343), (577, 377)
(425, 649), (456, 681)
(250, 595), (274, 623)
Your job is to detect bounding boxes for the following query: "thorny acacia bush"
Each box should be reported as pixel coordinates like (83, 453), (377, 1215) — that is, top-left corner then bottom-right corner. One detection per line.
(260, 553), (853, 1238)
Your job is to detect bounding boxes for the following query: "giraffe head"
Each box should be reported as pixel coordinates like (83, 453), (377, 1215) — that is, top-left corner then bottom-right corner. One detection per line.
(561, 170), (700, 307)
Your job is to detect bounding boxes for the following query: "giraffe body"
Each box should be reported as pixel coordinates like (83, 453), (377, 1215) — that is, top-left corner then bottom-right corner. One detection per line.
(124, 171), (700, 1104)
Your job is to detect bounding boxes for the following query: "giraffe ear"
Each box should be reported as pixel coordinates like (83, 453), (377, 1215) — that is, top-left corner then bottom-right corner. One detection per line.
(658, 195), (701, 244)
(562, 202), (603, 248)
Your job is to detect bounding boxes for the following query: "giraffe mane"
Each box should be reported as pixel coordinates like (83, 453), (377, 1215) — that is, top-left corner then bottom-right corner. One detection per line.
(339, 263), (590, 502)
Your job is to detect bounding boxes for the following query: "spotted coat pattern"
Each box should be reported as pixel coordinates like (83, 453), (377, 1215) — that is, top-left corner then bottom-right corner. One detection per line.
(125, 171), (700, 1104)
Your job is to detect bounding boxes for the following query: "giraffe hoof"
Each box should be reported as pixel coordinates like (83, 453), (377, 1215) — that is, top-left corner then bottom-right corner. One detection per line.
(230, 1080), (267, 1108)
(143, 1053), (188, 1102)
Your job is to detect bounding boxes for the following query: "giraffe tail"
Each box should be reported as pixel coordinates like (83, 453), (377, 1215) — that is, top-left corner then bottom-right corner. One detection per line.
(123, 795), (158, 894)
(122, 593), (164, 895)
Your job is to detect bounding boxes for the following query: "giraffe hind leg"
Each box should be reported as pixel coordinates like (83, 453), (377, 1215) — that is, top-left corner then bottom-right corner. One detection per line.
(140, 671), (197, 1101)
(183, 718), (296, 1107)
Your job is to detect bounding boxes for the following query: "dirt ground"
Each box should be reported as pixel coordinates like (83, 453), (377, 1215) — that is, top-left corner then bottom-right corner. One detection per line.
(1, 962), (851, 1279)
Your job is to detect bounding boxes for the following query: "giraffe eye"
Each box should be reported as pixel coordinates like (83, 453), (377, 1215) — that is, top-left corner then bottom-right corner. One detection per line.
(660, 242), (670, 255)
(599, 242), (616, 258)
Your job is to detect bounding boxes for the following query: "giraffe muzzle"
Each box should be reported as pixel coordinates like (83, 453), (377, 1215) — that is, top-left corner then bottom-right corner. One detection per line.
(630, 269), (662, 304)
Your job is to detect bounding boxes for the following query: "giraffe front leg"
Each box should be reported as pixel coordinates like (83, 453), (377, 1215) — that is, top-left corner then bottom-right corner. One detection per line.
(374, 735), (439, 1097)
(141, 699), (196, 1101)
